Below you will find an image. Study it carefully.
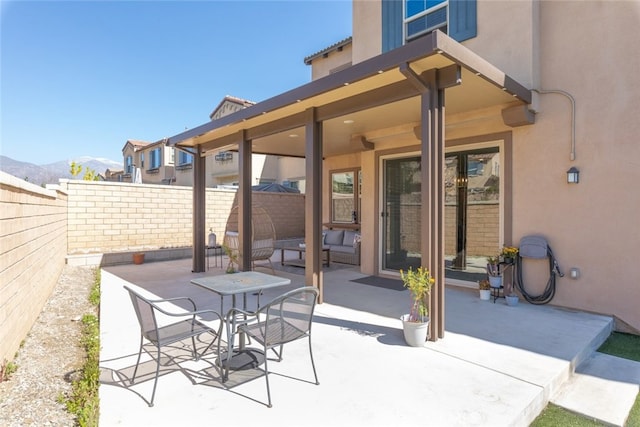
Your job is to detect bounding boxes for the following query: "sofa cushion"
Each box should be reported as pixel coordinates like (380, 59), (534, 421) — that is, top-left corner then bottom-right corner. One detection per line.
(329, 244), (356, 254)
(343, 230), (359, 247)
(324, 230), (344, 246)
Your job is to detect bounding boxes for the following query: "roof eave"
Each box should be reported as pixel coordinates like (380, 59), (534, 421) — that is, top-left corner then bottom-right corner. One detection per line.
(168, 30), (531, 148)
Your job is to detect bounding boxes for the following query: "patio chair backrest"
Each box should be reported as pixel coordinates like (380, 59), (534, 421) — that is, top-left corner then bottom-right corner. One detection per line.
(263, 287), (319, 343)
(125, 287), (159, 344)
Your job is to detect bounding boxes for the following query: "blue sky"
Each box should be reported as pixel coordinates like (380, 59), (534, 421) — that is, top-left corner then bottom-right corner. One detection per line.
(0, 0), (352, 165)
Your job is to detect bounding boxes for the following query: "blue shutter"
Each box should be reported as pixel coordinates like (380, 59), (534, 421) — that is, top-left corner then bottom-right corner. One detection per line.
(449, 0), (477, 42)
(382, 0), (403, 53)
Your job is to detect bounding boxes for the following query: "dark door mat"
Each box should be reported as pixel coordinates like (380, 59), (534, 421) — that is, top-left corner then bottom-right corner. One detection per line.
(350, 276), (406, 292)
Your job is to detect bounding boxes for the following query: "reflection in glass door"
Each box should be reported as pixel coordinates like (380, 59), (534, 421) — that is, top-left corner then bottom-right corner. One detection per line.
(381, 156), (422, 272)
(445, 149), (500, 282)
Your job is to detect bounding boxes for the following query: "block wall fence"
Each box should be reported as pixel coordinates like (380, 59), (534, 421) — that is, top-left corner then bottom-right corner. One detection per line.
(1, 172), (68, 363)
(60, 180), (305, 257)
(1, 177), (304, 362)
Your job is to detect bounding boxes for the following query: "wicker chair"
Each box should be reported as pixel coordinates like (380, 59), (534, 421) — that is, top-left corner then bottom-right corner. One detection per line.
(223, 205), (276, 273)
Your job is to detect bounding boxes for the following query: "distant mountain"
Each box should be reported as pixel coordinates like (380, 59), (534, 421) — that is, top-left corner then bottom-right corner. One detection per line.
(0, 155), (122, 186)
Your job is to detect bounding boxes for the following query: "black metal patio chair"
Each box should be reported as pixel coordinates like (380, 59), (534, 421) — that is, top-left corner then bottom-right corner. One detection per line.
(224, 286), (320, 407)
(124, 285), (223, 407)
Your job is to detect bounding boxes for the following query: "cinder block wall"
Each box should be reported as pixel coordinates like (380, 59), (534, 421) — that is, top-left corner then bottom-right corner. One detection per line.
(0, 172), (67, 363)
(61, 180), (305, 255)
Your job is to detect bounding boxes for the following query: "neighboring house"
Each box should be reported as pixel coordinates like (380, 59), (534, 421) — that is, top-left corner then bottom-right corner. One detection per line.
(168, 0), (640, 335)
(121, 96), (306, 190)
(104, 168), (125, 182)
(206, 96), (306, 191)
(121, 139), (177, 185)
(121, 139), (149, 182)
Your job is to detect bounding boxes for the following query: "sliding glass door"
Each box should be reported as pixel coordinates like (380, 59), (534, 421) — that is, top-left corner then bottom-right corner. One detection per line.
(380, 148), (501, 281)
(380, 155), (422, 272)
(445, 148), (500, 282)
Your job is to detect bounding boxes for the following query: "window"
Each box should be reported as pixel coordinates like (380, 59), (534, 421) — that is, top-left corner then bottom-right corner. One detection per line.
(382, 0), (477, 52)
(177, 150), (193, 166)
(330, 168), (361, 224)
(140, 153), (144, 169)
(149, 148), (161, 170)
(125, 156), (133, 174)
(404, 0), (448, 41)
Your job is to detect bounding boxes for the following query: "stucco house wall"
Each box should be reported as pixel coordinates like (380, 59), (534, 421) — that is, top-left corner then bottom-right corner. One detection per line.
(335, 0), (640, 331)
(0, 172), (68, 363)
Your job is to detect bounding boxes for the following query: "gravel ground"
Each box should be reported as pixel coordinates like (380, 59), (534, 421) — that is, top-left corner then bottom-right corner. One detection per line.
(0, 265), (97, 427)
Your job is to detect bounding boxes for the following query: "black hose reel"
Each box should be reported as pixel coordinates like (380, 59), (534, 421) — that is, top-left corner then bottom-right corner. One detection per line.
(515, 235), (564, 305)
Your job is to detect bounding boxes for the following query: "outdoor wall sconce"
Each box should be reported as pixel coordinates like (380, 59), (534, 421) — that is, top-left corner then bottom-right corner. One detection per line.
(566, 166), (580, 184)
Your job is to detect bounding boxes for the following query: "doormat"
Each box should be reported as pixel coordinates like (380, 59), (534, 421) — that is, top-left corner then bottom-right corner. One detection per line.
(350, 276), (406, 292)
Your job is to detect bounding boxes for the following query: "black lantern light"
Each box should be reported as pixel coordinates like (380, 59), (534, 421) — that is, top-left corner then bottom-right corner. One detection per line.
(566, 166), (579, 184)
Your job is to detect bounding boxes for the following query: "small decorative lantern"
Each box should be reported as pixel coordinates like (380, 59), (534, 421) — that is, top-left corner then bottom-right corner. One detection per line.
(566, 166), (579, 184)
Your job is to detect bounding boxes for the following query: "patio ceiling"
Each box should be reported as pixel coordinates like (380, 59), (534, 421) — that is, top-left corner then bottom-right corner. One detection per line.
(168, 30), (531, 158)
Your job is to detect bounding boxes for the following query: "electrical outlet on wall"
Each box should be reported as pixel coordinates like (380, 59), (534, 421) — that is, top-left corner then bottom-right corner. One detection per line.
(570, 268), (580, 279)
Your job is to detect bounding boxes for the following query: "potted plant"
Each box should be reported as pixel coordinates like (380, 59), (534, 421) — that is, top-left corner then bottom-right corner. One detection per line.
(486, 255), (502, 288)
(400, 266), (435, 347)
(500, 245), (519, 264)
(506, 293), (519, 306)
(132, 252), (145, 265)
(478, 279), (491, 300)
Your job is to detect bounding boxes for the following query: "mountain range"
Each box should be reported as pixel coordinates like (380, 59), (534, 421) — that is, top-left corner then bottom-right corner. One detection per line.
(0, 155), (122, 186)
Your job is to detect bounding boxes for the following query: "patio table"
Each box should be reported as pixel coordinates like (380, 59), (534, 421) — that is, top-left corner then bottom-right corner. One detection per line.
(190, 271), (291, 377)
(281, 245), (331, 267)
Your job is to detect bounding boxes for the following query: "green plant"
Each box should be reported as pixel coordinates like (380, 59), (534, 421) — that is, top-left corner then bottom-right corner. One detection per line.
(223, 244), (238, 273)
(89, 268), (100, 307)
(1, 359), (18, 382)
(478, 279), (491, 290)
(63, 268), (100, 427)
(486, 254), (500, 276)
(501, 245), (519, 260)
(400, 266), (434, 322)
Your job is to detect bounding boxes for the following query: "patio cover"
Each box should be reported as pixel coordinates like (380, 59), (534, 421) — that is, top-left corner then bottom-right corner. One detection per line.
(168, 30), (532, 340)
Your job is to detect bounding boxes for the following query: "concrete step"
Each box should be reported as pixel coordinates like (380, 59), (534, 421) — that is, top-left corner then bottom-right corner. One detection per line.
(551, 352), (640, 426)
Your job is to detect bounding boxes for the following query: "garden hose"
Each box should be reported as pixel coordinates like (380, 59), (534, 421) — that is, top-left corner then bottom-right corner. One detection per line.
(514, 239), (564, 305)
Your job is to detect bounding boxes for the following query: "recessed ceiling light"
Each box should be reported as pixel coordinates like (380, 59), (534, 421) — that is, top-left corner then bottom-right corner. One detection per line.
(288, 134), (298, 138)
(343, 119), (354, 124)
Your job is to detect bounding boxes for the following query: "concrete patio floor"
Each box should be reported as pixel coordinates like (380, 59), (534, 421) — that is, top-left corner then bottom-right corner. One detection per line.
(98, 256), (634, 426)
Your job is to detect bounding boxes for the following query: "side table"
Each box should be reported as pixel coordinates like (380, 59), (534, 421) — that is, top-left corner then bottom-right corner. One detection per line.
(206, 245), (223, 270)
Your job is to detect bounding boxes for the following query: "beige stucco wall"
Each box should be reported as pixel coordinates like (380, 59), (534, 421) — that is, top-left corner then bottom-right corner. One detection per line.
(464, 0), (538, 88)
(508, 0), (640, 331)
(345, 0), (640, 331)
(352, 0), (381, 65)
(0, 172), (68, 363)
(310, 44), (353, 81)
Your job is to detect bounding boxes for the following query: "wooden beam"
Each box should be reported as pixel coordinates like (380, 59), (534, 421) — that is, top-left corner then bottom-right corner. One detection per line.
(304, 108), (324, 303)
(238, 130), (252, 272)
(192, 145), (206, 273)
(350, 136), (374, 151)
(419, 70), (445, 341)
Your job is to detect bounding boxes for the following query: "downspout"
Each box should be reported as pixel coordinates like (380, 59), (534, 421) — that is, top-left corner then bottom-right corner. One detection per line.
(533, 89), (576, 161)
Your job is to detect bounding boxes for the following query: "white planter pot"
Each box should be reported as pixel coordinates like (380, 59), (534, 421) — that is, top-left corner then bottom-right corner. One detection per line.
(479, 289), (491, 300)
(489, 275), (502, 288)
(506, 295), (519, 306)
(401, 314), (429, 347)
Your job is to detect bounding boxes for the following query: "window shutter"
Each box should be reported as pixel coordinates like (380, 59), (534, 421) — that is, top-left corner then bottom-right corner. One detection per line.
(449, 0), (477, 42)
(382, 0), (403, 53)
